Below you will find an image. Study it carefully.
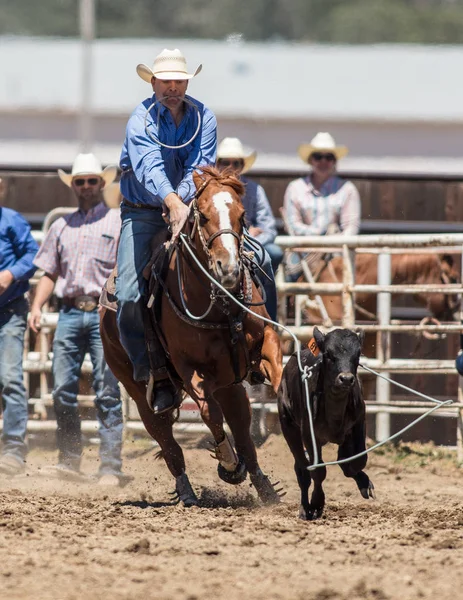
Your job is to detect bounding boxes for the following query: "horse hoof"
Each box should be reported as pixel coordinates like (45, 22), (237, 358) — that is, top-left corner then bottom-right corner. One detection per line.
(250, 470), (281, 504)
(175, 473), (199, 507)
(183, 496), (200, 508)
(217, 456), (248, 485)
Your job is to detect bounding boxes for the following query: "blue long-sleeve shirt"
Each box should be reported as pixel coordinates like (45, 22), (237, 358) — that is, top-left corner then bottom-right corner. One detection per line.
(241, 177), (277, 247)
(120, 93), (217, 207)
(0, 207), (38, 309)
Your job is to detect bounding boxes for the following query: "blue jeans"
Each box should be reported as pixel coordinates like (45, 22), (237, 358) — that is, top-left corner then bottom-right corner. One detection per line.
(52, 307), (123, 475)
(116, 206), (168, 382)
(0, 296), (28, 460)
(264, 242), (284, 277)
(244, 237), (278, 322)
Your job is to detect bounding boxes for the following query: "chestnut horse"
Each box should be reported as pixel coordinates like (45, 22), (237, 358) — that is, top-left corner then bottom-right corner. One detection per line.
(100, 167), (283, 506)
(301, 252), (460, 397)
(304, 252), (459, 330)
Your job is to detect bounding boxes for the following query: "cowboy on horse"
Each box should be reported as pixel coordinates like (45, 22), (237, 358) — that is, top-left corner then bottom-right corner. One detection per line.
(115, 48), (278, 415)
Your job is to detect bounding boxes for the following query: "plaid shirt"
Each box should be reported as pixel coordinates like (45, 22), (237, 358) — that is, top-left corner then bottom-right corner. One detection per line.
(34, 202), (120, 298)
(283, 175), (361, 236)
(283, 175), (361, 277)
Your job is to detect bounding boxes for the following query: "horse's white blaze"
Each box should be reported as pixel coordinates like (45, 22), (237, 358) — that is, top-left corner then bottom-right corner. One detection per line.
(212, 191), (238, 265)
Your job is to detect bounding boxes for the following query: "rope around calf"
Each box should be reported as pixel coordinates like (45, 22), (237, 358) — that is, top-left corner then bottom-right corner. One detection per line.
(179, 233), (455, 471)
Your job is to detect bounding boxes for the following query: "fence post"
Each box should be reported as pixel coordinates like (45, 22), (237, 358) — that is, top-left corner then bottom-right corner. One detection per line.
(376, 250), (391, 441)
(342, 244), (355, 328)
(457, 244), (463, 463)
(457, 381), (463, 464)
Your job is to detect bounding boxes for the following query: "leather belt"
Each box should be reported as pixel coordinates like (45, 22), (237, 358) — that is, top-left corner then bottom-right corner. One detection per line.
(61, 295), (99, 312)
(122, 197), (162, 211)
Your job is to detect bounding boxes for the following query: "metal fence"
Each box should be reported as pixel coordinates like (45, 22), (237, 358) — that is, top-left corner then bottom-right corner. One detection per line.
(3, 216), (463, 455)
(274, 233), (463, 460)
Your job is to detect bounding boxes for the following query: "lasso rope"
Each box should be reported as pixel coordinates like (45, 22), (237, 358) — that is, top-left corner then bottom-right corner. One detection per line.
(178, 233), (454, 471)
(144, 95), (202, 150)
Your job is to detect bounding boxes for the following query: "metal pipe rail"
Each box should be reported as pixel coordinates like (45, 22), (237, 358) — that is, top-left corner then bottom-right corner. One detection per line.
(277, 282), (463, 295)
(274, 232), (463, 248)
(280, 324), (462, 341)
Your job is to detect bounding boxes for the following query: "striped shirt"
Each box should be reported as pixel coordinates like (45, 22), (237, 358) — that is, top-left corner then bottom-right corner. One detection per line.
(34, 202), (120, 298)
(283, 175), (361, 237)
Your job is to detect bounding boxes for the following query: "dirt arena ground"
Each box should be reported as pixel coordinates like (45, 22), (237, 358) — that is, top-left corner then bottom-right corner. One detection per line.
(1, 432), (463, 600)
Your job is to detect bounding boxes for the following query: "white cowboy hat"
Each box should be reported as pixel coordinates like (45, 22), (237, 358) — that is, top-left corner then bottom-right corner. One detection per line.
(216, 137), (257, 174)
(298, 132), (349, 163)
(58, 153), (117, 188)
(136, 48), (202, 83)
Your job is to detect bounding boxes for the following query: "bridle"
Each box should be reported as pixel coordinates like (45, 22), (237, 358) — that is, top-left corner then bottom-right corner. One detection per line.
(186, 176), (244, 272)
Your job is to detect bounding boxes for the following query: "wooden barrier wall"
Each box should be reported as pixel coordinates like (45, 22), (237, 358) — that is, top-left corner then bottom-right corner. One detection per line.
(2, 168), (463, 226)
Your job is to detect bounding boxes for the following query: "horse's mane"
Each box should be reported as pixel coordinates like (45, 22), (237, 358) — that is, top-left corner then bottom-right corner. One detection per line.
(197, 165), (245, 198)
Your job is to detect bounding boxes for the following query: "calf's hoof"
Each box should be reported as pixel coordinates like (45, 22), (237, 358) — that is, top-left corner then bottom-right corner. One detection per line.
(217, 456), (248, 485)
(299, 504), (323, 521)
(360, 480), (375, 500)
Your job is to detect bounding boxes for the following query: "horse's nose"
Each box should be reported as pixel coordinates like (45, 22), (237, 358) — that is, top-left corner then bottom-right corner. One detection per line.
(337, 372), (355, 387)
(215, 259), (240, 289)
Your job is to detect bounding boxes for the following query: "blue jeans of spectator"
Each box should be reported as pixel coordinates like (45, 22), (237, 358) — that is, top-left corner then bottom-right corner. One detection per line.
(52, 307), (123, 475)
(0, 296), (28, 460)
(264, 242), (284, 277)
(116, 205), (168, 383)
(244, 236), (278, 322)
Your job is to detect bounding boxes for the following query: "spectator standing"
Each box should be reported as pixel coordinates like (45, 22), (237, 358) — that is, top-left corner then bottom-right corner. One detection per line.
(29, 154), (125, 486)
(0, 177), (38, 476)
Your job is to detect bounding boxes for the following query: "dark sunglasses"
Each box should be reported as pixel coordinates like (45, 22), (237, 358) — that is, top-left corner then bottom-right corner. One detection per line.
(73, 177), (101, 187)
(218, 159), (244, 169)
(311, 152), (336, 162)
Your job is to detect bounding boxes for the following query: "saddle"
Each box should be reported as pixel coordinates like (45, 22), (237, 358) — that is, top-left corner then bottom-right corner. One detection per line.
(99, 230), (170, 313)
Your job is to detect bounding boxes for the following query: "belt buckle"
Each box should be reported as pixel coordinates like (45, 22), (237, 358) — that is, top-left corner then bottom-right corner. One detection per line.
(76, 297), (97, 312)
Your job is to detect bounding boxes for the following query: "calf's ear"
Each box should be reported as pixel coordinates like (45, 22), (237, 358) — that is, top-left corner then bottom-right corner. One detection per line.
(313, 326), (325, 352)
(356, 328), (365, 348)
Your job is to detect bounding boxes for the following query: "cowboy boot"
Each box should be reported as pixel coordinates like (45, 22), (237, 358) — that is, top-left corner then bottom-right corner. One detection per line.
(146, 375), (178, 414)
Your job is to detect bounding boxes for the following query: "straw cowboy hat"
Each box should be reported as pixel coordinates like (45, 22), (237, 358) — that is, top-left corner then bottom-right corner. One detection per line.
(136, 48), (202, 83)
(298, 132), (349, 163)
(216, 137), (257, 174)
(58, 153), (117, 188)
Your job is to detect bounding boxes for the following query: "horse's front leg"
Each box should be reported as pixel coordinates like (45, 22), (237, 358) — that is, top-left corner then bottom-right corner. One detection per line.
(131, 393), (199, 507)
(196, 397), (247, 485)
(214, 383), (281, 504)
(258, 323), (283, 393)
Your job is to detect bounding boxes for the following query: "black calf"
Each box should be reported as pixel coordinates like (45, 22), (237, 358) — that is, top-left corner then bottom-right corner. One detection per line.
(277, 327), (375, 520)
